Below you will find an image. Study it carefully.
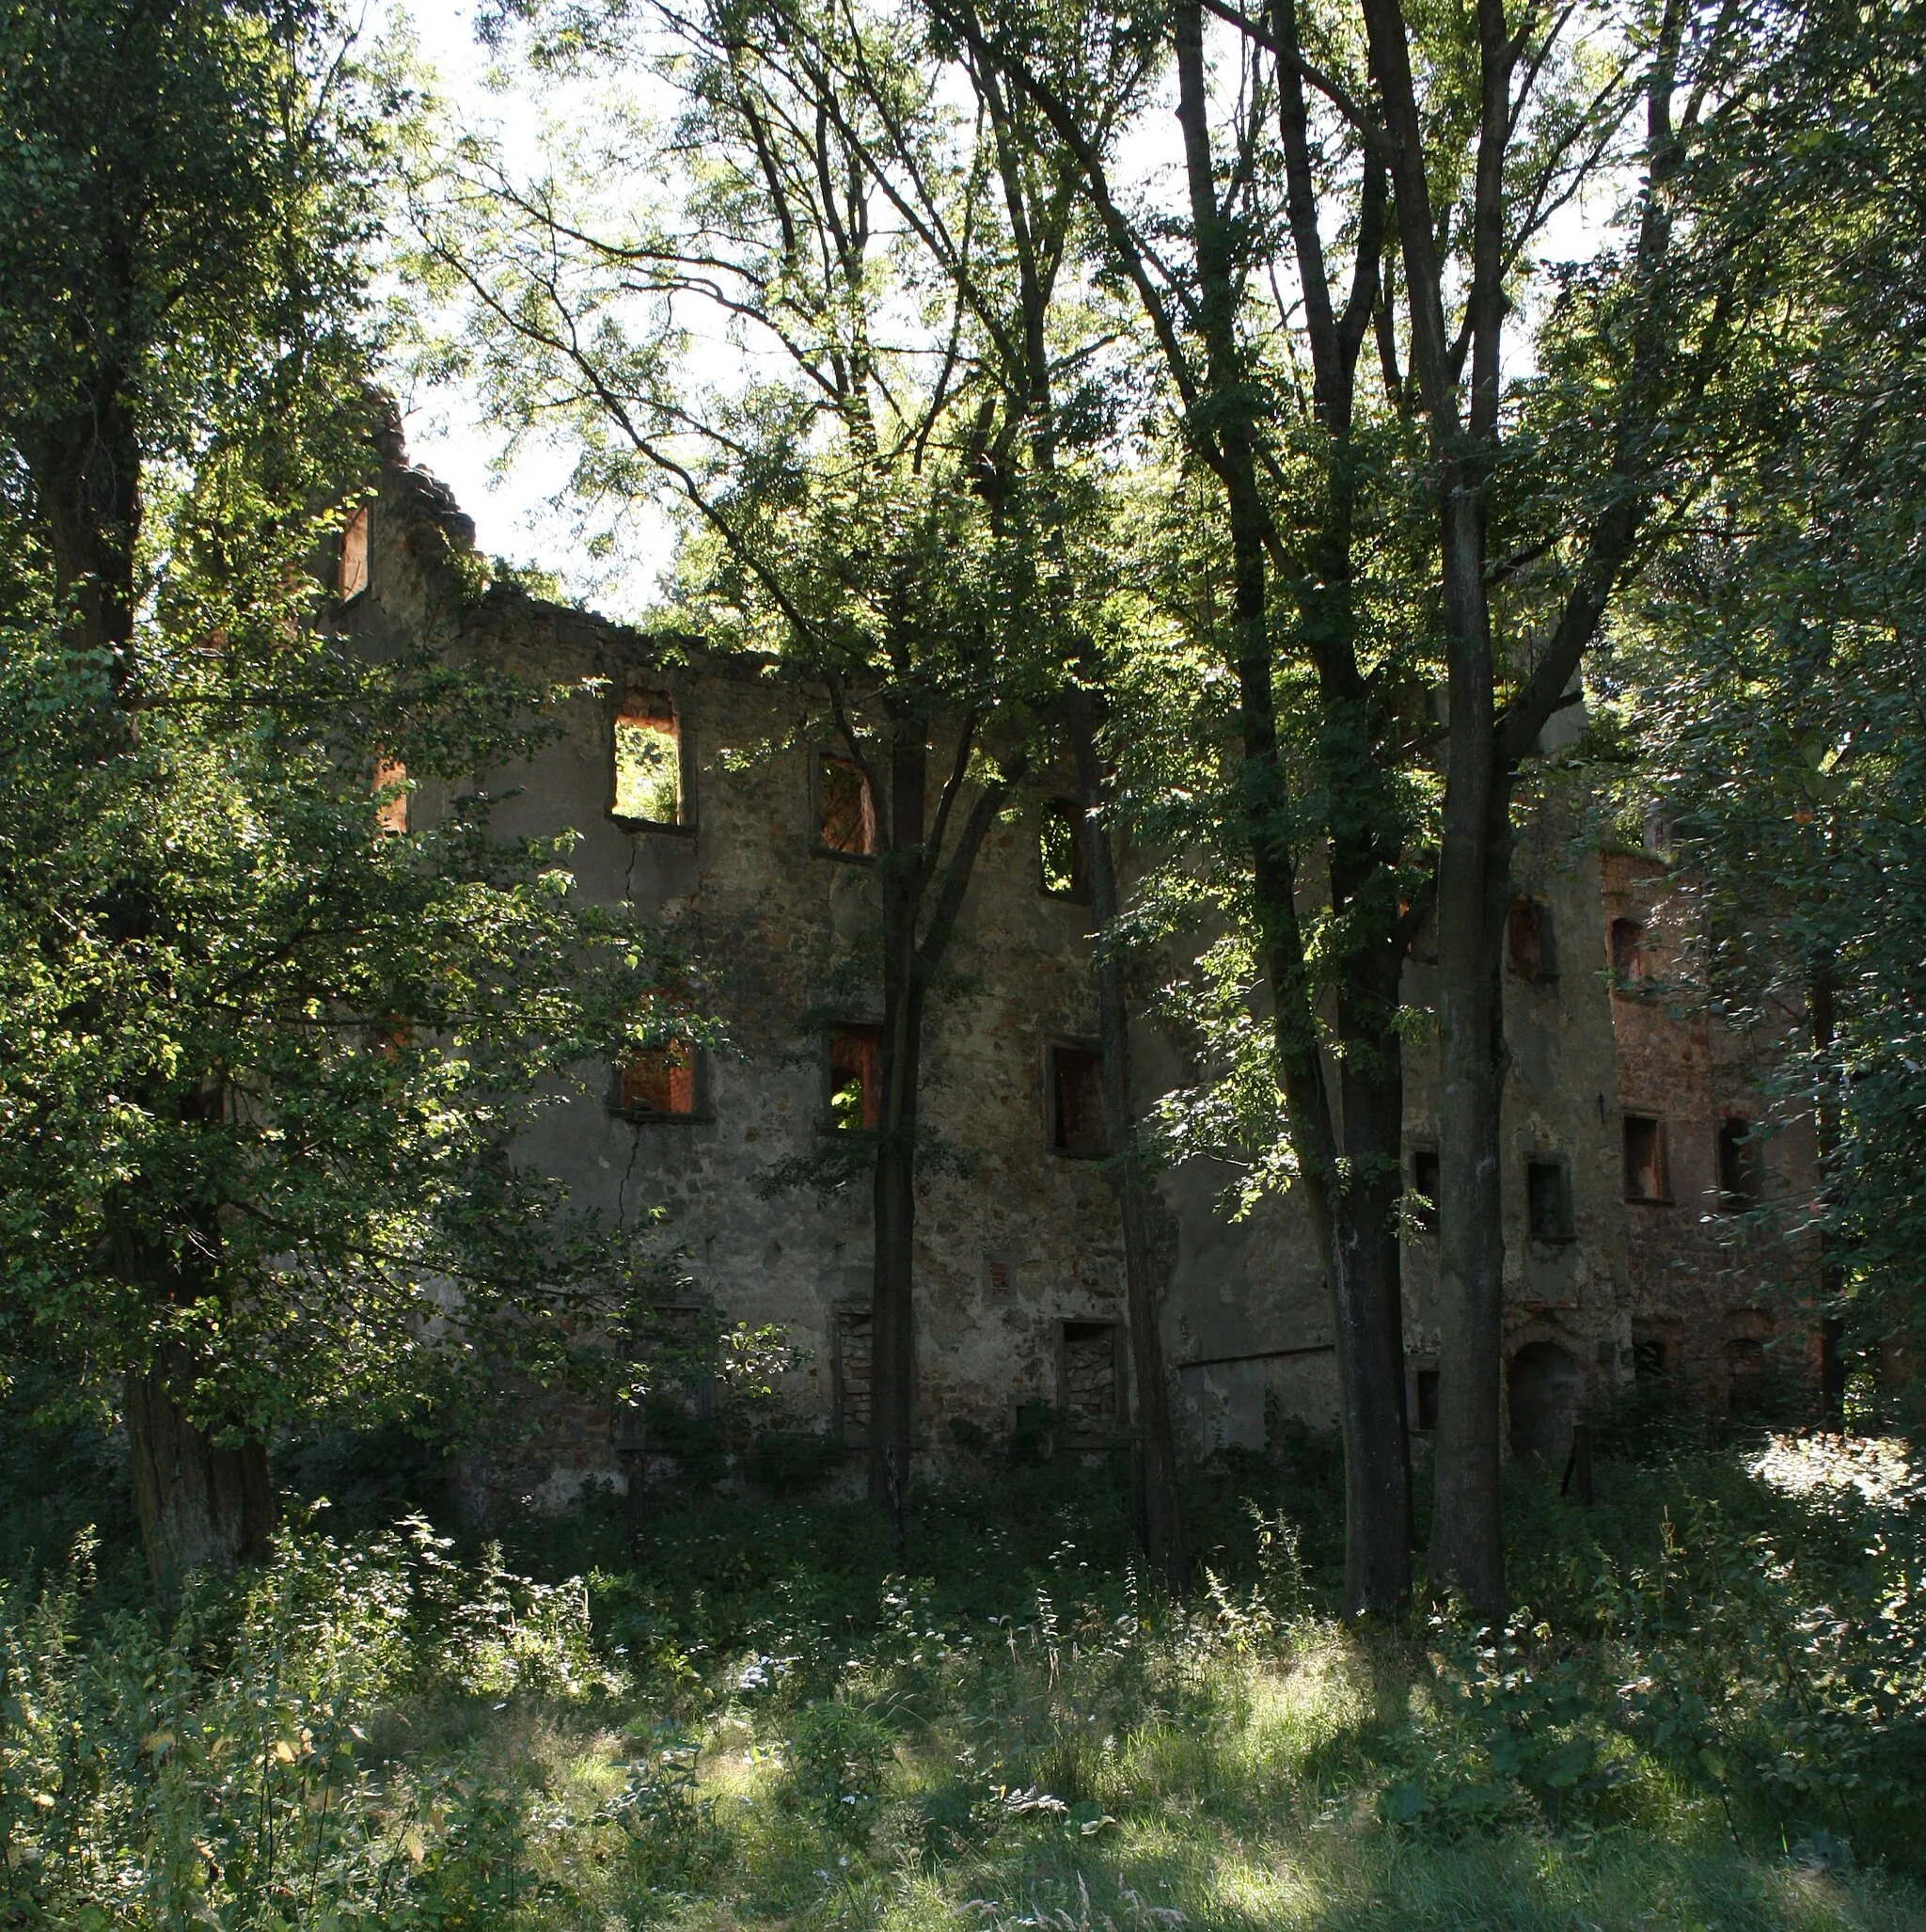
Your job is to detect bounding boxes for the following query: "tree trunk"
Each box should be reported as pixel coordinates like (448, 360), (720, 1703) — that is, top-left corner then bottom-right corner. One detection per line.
(32, 393), (140, 670)
(125, 1358), (274, 1590)
(867, 719), (929, 1559)
(1066, 686), (1191, 1595)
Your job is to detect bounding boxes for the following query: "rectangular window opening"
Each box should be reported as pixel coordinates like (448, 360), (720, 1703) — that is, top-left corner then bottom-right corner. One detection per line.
(372, 752), (407, 837)
(1508, 897), (1556, 981)
(1038, 800), (1088, 899)
(829, 1022), (882, 1132)
(1049, 1044), (1108, 1156)
(1526, 1158), (1574, 1241)
(836, 1306), (873, 1448)
(621, 1043), (697, 1117)
(817, 752), (877, 856)
(339, 504), (370, 603)
(1415, 1367), (1441, 1432)
(1061, 1320), (1122, 1440)
(1717, 1118), (1761, 1211)
(614, 693), (681, 825)
(1410, 1148), (1440, 1232)
(1633, 1335), (1668, 1381)
(1611, 917), (1646, 983)
(1623, 1115), (1667, 1201)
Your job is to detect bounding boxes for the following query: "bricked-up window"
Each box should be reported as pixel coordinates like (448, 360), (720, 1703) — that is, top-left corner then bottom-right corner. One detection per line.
(339, 504), (370, 602)
(1415, 1367), (1441, 1431)
(1623, 1114), (1667, 1200)
(1060, 1321), (1121, 1439)
(1508, 896), (1557, 980)
(1411, 1147), (1440, 1231)
(1049, 1044), (1108, 1155)
(829, 1023), (881, 1131)
(1717, 1117), (1762, 1211)
(1038, 800), (1087, 898)
(613, 694), (680, 825)
(835, 1306), (873, 1446)
(372, 754), (407, 836)
(817, 752), (876, 855)
(1611, 916), (1646, 982)
(621, 1044), (696, 1116)
(1527, 1158), (1575, 1240)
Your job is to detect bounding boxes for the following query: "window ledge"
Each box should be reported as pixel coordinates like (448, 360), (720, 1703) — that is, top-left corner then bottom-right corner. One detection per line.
(812, 843), (876, 864)
(613, 816), (697, 837)
(1623, 1194), (1674, 1207)
(611, 1106), (713, 1126)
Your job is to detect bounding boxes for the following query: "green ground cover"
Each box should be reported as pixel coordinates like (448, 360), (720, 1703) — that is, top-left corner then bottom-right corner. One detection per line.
(0, 1411), (1919, 1929)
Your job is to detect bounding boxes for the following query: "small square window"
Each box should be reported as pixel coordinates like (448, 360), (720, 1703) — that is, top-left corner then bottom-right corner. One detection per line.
(372, 753), (407, 837)
(1623, 1115), (1667, 1201)
(1060, 1320), (1123, 1440)
(817, 753), (876, 856)
(1611, 917), (1646, 983)
(1414, 1368), (1440, 1432)
(339, 504), (370, 602)
(1410, 1148), (1440, 1232)
(614, 694), (680, 825)
(1717, 1118), (1761, 1211)
(1508, 897), (1556, 981)
(1048, 1044), (1107, 1156)
(829, 1023), (882, 1131)
(1038, 800), (1088, 899)
(1526, 1158), (1574, 1241)
(620, 1044), (697, 1117)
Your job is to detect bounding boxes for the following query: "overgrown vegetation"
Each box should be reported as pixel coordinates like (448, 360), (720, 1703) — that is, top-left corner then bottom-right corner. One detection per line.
(1, 1422), (1919, 1927)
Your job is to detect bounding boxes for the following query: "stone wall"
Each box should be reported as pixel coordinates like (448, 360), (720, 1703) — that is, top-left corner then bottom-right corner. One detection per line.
(336, 438), (1809, 1505)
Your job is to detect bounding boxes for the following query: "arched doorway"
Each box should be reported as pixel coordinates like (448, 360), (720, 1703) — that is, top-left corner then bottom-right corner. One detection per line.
(1508, 1341), (1584, 1464)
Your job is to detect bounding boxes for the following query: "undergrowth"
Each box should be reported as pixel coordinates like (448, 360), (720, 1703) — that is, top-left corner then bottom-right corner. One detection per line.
(0, 1418), (1920, 1929)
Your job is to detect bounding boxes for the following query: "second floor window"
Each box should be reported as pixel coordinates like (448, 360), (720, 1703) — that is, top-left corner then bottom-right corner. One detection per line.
(829, 1022), (882, 1131)
(817, 752), (876, 856)
(621, 1043), (697, 1117)
(1049, 1044), (1107, 1155)
(1038, 800), (1088, 899)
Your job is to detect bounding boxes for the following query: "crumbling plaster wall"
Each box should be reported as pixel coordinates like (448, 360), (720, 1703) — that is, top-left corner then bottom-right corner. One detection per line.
(1602, 850), (1822, 1413)
(1398, 776), (1634, 1459)
(343, 450), (1671, 1494)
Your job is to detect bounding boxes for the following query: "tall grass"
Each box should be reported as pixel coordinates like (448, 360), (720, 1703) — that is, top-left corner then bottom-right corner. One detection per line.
(0, 1430), (1918, 1928)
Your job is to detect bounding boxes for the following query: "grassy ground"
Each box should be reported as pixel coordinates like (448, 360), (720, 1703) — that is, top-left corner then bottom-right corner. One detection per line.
(0, 1404), (1920, 1929)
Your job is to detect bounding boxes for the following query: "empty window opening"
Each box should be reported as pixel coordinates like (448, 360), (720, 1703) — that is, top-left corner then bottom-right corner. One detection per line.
(1726, 1334), (1769, 1415)
(1623, 1115), (1667, 1201)
(1061, 1321), (1121, 1439)
(829, 1022), (881, 1131)
(1633, 1335), (1668, 1381)
(1508, 897), (1557, 981)
(835, 1306), (873, 1447)
(621, 1043), (697, 1116)
(1717, 1118), (1762, 1211)
(817, 752), (876, 855)
(614, 694), (680, 824)
(1527, 1158), (1575, 1241)
(1049, 1044), (1107, 1156)
(372, 753), (407, 837)
(1611, 917), (1646, 983)
(1411, 1148), (1441, 1232)
(339, 504), (370, 602)
(1414, 1368), (1441, 1432)
(1038, 800), (1088, 899)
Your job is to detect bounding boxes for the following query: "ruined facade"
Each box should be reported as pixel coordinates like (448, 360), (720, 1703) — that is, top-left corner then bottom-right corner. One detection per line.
(339, 443), (1823, 1505)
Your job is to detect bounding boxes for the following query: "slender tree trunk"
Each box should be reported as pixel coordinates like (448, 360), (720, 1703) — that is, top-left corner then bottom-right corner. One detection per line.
(868, 721), (928, 1559)
(1066, 685), (1191, 1595)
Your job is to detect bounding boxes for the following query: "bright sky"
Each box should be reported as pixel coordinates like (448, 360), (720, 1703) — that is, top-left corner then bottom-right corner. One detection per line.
(379, 1), (1616, 621)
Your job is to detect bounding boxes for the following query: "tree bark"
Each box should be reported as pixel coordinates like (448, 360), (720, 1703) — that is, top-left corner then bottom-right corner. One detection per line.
(1066, 685), (1192, 1595)
(125, 1355), (275, 1590)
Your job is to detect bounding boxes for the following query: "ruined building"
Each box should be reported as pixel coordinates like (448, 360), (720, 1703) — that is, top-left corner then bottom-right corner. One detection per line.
(338, 441), (1824, 1506)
